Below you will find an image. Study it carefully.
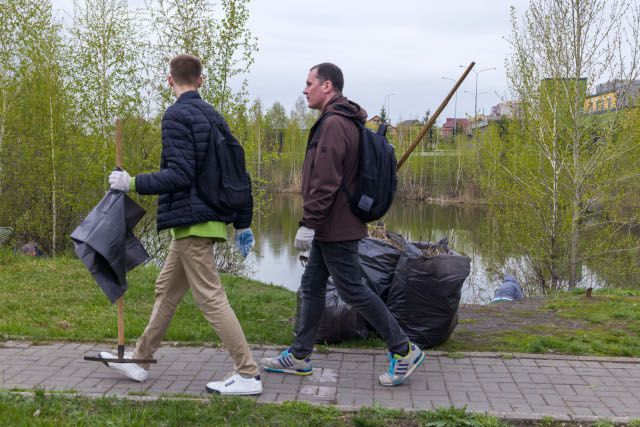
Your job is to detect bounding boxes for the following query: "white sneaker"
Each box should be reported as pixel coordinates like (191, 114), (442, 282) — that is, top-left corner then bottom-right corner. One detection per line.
(205, 372), (263, 396)
(99, 351), (149, 382)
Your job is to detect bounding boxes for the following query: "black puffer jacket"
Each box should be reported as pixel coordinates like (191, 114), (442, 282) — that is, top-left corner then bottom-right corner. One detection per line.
(135, 91), (253, 231)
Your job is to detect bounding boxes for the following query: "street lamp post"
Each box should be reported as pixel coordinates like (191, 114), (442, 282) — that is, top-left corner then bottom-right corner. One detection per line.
(464, 90), (488, 131)
(442, 77), (458, 136)
(460, 66), (496, 120)
(384, 93), (395, 124)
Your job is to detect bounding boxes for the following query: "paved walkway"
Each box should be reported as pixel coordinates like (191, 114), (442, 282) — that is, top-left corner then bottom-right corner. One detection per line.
(2, 341), (640, 423)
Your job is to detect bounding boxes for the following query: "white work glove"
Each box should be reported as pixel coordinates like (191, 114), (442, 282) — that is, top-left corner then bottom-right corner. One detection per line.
(294, 226), (315, 251)
(108, 170), (131, 192)
(234, 228), (255, 258)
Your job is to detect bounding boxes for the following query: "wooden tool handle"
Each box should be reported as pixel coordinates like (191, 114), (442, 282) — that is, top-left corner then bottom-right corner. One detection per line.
(397, 62), (476, 170)
(117, 296), (125, 358)
(115, 117), (125, 359)
(115, 118), (123, 169)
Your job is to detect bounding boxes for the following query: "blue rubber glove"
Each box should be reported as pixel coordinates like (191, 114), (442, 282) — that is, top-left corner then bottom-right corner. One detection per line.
(234, 228), (254, 258)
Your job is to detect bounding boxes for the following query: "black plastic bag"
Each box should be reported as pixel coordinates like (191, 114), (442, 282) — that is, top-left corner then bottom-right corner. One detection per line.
(358, 235), (403, 301)
(71, 190), (149, 303)
(295, 277), (370, 343)
(386, 238), (470, 348)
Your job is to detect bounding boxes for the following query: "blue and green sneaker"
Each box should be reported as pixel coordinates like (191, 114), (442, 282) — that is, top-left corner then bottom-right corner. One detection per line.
(378, 342), (425, 386)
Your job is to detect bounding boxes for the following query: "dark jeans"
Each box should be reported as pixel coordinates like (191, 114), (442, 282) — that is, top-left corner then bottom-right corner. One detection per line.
(291, 239), (408, 356)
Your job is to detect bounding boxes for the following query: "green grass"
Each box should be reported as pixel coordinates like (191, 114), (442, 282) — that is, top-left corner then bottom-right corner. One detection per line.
(516, 289), (640, 357)
(0, 392), (507, 427)
(4, 249), (640, 357)
(0, 250), (295, 346)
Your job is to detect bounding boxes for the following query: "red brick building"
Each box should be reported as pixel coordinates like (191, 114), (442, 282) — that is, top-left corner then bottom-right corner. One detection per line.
(441, 118), (470, 137)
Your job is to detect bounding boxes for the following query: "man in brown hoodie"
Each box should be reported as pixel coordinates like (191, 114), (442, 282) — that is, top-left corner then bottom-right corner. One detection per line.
(261, 63), (425, 386)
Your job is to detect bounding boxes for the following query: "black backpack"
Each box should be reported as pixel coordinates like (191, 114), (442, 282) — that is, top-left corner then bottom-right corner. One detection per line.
(319, 113), (397, 223)
(189, 102), (251, 216)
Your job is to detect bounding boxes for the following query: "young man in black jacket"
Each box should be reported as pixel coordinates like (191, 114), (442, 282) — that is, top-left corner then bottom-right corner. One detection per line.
(102, 54), (261, 395)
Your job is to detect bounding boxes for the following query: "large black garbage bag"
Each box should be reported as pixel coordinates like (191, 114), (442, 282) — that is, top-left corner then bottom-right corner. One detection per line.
(358, 234), (403, 301)
(294, 277), (370, 343)
(71, 190), (149, 303)
(386, 238), (470, 348)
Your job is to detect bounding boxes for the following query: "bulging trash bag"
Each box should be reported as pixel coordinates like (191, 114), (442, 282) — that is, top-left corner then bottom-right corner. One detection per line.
(294, 277), (370, 343)
(386, 238), (470, 348)
(358, 233), (404, 301)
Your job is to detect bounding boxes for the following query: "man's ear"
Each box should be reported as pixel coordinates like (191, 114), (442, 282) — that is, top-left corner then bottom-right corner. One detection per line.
(167, 75), (174, 87)
(322, 79), (333, 94)
(196, 76), (203, 88)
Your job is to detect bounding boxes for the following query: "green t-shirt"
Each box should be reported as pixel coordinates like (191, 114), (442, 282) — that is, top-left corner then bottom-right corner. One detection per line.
(130, 176), (227, 241)
(170, 222), (227, 241)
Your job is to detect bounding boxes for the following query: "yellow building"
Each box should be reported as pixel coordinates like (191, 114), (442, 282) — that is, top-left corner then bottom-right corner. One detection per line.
(585, 80), (640, 113)
(365, 115), (397, 135)
(585, 92), (617, 113)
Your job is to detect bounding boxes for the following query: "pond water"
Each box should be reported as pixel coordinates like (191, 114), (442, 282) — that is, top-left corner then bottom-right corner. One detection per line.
(247, 193), (503, 304)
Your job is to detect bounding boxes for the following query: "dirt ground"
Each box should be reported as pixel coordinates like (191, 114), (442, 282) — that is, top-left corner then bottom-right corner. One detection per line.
(443, 296), (594, 352)
(457, 297), (585, 335)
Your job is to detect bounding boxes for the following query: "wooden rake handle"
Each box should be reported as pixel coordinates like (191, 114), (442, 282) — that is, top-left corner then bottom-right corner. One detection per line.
(115, 118), (125, 358)
(396, 62), (476, 171)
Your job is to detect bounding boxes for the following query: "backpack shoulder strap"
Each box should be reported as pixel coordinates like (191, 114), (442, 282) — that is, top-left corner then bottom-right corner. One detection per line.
(315, 112), (365, 203)
(314, 111), (363, 142)
(318, 111), (362, 128)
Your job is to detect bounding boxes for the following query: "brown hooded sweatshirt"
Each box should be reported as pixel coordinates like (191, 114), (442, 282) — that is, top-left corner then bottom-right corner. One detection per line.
(300, 95), (368, 242)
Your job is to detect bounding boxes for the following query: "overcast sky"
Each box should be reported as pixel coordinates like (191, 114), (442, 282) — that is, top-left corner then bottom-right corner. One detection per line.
(51, 0), (530, 124)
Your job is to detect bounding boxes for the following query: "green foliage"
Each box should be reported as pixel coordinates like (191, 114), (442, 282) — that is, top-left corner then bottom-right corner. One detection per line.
(379, 104), (387, 122)
(478, 0), (640, 292)
(393, 131), (482, 201)
(0, 0), (80, 256)
(69, 0), (144, 140)
(145, 0), (257, 116)
(0, 0), (259, 260)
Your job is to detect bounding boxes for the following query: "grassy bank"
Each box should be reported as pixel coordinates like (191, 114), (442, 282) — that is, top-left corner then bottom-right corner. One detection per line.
(443, 288), (640, 357)
(3, 250), (640, 357)
(0, 250), (295, 346)
(0, 391), (508, 427)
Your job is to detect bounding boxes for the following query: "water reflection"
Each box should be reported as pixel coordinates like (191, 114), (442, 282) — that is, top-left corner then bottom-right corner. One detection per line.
(250, 193), (500, 304)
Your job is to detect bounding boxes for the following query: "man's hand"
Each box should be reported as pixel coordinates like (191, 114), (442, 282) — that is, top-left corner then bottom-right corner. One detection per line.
(108, 170), (131, 192)
(294, 226), (315, 251)
(234, 228), (255, 258)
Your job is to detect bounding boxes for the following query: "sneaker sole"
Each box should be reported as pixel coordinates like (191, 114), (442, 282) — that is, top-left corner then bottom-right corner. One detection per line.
(205, 385), (263, 395)
(99, 353), (147, 382)
(108, 363), (147, 382)
(380, 351), (426, 387)
(262, 366), (313, 376)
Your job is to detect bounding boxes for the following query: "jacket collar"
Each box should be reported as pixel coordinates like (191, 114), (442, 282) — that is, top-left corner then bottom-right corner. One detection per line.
(321, 94), (343, 114)
(175, 90), (202, 103)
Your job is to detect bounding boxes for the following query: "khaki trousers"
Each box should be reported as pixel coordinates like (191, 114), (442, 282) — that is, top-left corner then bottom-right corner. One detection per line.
(133, 236), (258, 377)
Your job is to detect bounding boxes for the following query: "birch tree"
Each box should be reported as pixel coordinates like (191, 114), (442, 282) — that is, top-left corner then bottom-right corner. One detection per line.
(69, 0), (144, 171)
(485, 0), (640, 291)
(0, 0), (75, 254)
(144, 0), (257, 116)
(0, 0), (43, 162)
